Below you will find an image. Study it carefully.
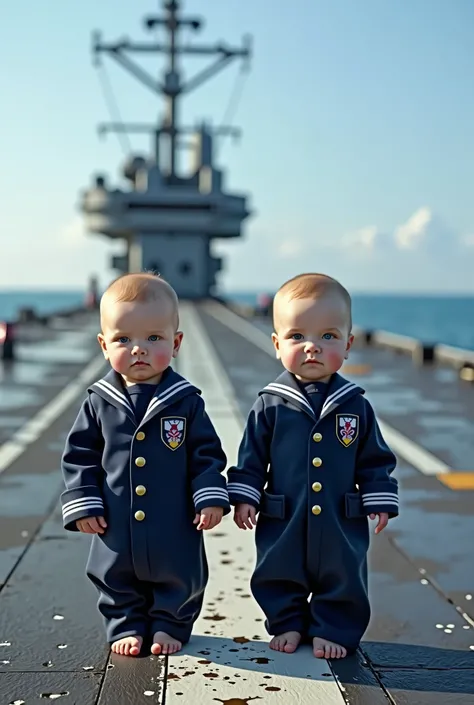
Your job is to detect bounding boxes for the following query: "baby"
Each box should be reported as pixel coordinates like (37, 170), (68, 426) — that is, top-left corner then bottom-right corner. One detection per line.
(228, 273), (398, 659)
(60, 273), (229, 656)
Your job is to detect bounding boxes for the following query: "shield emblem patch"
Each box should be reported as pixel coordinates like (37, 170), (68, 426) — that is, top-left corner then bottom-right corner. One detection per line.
(336, 414), (359, 447)
(161, 417), (186, 451)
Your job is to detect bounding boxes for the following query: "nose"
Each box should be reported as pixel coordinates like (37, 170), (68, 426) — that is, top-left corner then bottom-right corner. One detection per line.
(305, 339), (321, 354)
(131, 343), (147, 356)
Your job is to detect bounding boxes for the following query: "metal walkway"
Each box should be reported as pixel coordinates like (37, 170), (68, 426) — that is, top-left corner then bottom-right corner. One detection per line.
(1, 303), (474, 704)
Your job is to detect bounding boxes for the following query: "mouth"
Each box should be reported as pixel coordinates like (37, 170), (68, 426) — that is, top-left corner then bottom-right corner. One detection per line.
(132, 361), (149, 367)
(304, 359), (322, 365)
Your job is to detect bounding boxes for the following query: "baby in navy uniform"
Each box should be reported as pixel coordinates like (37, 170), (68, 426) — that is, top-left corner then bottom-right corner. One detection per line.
(228, 273), (398, 659)
(60, 273), (229, 657)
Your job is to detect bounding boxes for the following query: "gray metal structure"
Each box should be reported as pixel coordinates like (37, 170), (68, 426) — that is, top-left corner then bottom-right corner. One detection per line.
(81, 0), (252, 298)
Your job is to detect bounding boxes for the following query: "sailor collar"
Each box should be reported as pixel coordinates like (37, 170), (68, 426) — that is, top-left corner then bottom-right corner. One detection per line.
(89, 366), (199, 426)
(260, 369), (364, 421)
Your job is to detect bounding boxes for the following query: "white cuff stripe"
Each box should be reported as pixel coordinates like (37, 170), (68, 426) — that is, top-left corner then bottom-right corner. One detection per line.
(363, 499), (399, 505)
(228, 483), (261, 502)
(63, 500), (104, 520)
(62, 497), (103, 512)
(362, 493), (398, 500)
(193, 489), (229, 503)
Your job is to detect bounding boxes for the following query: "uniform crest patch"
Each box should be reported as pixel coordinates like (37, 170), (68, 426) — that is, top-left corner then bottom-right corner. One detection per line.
(336, 414), (359, 447)
(161, 417), (186, 450)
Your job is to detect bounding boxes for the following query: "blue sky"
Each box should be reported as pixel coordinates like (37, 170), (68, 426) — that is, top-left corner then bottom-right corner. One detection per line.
(1, 0), (473, 293)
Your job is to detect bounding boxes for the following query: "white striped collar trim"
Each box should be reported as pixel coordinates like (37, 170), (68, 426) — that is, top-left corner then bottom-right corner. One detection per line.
(93, 379), (134, 415)
(262, 382), (314, 415)
(92, 373), (196, 422)
(142, 380), (194, 423)
(320, 381), (359, 418)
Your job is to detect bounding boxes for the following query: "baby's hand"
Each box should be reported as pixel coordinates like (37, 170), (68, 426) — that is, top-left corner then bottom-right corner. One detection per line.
(194, 506), (224, 531)
(234, 503), (257, 530)
(369, 512), (389, 534)
(76, 516), (107, 534)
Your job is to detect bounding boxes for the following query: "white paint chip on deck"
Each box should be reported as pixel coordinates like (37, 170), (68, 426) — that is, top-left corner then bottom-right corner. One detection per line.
(173, 303), (345, 704)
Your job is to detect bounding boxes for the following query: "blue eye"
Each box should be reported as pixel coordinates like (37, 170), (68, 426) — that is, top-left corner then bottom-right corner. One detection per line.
(322, 333), (334, 340)
(118, 336), (129, 343)
(148, 335), (159, 341)
(292, 333), (303, 341)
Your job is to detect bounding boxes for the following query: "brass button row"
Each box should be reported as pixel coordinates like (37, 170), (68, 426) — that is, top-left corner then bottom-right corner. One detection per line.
(135, 456), (146, 467)
(312, 457), (322, 467)
(134, 510), (145, 521)
(136, 431), (145, 441)
(313, 432), (322, 442)
(312, 505), (322, 515)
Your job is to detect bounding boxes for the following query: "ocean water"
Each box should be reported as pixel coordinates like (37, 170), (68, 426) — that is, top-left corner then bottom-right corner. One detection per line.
(229, 292), (474, 351)
(0, 290), (85, 322)
(0, 289), (473, 351)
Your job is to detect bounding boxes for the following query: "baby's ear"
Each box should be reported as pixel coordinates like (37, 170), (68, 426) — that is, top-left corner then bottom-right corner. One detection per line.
(344, 333), (354, 359)
(97, 333), (109, 359)
(271, 332), (281, 359)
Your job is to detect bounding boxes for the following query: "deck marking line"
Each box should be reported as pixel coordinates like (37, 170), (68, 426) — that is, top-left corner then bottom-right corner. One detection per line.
(204, 301), (451, 477)
(168, 302), (346, 703)
(0, 353), (106, 475)
(437, 473), (474, 490)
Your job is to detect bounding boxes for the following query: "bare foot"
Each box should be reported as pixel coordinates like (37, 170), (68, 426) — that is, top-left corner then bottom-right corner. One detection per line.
(151, 631), (182, 655)
(313, 637), (347, 659)
(111, 635), (143, 657)
(269, 631), (301, 653)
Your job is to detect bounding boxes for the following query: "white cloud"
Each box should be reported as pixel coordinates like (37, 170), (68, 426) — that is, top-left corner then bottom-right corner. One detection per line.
(56, 216), (85, 247)
(277, 239), (304, 258)
(461, 233), (474, 247)
(341, 225), (378, 250)
(394, 207), (432, 249)
(220, 206), (474, 293)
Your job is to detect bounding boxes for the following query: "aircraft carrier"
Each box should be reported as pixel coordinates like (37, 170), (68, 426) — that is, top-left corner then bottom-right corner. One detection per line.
(1, 2), (474, 703)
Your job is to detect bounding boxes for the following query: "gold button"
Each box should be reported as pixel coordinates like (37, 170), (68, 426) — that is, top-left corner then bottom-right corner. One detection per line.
(134, 510), (145, 521)
(312, 482), (322, 492)
(136, 432), (145, 441)
(312, 457), (322, 467)
(312, 505), (322, 515)
(135, 485), (146, 496)
(135, 457), (146, 467)
(313, 432), (322, 442)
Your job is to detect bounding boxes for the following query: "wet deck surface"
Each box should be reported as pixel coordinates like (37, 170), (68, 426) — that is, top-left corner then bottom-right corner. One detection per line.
(1, 302), (474, 704)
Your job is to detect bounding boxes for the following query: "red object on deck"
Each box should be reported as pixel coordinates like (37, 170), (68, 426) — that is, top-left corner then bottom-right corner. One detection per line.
(0, 321), (15, 360)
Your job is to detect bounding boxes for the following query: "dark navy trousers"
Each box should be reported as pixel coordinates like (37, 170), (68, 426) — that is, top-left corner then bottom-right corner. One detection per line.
(250, 495), (371, 652)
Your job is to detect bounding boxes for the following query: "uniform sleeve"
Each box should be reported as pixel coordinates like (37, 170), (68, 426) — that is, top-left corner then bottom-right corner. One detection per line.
(356, 399), (399, 518)
(187, 395), (230, 515)
(60, 397), (105, 531)
(227, 395), (271, 508)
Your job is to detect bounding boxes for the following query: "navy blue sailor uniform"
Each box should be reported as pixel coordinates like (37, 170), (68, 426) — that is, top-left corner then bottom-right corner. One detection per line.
(60, 366), (229, 644)
(227, 370), (398, 652)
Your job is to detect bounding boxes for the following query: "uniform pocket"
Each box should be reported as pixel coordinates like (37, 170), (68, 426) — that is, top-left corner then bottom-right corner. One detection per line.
(260, 491), (286, 519)
(345, 492), (366, 519)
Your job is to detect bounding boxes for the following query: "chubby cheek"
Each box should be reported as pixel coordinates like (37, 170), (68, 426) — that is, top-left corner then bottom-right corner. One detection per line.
(279, 345), (302, 372)
(150, 343), (174, 369)
(324, 348), (346, 371)
(107, 348), (130, 374)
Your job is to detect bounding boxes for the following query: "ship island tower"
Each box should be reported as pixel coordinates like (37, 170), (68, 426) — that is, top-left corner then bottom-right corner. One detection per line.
(81, 0), (252, 298)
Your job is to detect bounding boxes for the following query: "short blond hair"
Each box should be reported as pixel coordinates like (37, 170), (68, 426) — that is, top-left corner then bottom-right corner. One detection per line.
(274, 273), (352, 330)
(100, 272), (179, 329)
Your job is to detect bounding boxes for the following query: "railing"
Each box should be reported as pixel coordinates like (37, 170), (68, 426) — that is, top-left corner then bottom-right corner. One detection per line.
(231, 300), (474, 383)
(351, 326), (474, 381)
